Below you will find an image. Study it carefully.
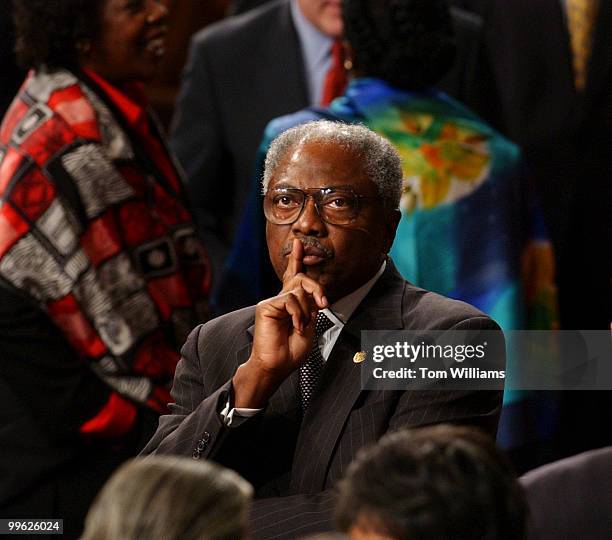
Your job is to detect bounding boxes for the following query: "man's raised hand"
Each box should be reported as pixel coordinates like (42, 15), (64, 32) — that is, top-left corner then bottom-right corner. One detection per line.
(232, 239), (329, 408)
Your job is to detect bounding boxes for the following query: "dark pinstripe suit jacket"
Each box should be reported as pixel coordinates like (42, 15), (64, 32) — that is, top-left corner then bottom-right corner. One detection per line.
(143, 262), (503, 539)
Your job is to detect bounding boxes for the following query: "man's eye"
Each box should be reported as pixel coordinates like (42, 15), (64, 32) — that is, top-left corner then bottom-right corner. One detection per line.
(274, 195), (299, 207)
(326, 196), (352, 209)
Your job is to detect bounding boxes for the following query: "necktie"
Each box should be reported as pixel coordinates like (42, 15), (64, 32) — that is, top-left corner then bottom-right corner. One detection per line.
(300, 312), (335, 410)
(566, 0), (599, 91)
(320, 40), (348, 106)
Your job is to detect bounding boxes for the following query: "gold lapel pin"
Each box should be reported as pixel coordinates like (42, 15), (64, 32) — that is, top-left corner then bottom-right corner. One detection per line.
(353, 351), (367, 364)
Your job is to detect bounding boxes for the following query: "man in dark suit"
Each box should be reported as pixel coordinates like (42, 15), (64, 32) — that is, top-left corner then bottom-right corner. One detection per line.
(459, 0), (611, 465)
(144, 121), (504, 539)
(171, 0), (343, 278)
(460, 0), (611, 331)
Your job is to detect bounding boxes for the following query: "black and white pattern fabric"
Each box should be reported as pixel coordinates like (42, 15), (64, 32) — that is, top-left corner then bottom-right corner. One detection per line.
(300, 312), (334, 411)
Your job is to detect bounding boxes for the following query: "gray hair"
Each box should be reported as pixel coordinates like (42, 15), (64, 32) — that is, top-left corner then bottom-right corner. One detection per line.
(82, 456), (253, 540)
(262, 120), (403, 210)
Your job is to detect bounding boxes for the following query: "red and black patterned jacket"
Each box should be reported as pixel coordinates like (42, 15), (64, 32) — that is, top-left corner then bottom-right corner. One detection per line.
(0, 68), (210, 504)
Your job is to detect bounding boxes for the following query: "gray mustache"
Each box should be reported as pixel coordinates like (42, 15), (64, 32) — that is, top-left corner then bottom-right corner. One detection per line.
(281, 237), (334, 258)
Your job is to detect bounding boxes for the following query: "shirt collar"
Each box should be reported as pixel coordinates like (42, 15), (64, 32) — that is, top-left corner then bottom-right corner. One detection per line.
(322, 260), (387, 326)
(290, 0), (334, 73)
(82, 68), (148, 129)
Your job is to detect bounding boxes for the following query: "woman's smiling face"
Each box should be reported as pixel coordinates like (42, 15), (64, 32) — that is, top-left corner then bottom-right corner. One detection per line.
(83, 0), (169, 84)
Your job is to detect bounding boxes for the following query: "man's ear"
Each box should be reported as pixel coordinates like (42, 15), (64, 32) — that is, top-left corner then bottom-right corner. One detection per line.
(383, 209), (401, 253)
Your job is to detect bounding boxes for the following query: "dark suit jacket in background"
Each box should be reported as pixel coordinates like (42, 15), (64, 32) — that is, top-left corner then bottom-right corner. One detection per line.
(521, 446), (612, 540)
(229, 0), (273, 15)
(143, 262), (503, 539)
(170, 0), (309, 276)
(458, 0), (611, 330)
(452, 0), (611, 466)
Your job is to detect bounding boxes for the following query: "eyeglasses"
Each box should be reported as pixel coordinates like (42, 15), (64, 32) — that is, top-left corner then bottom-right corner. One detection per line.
(263, 187), (379, 226)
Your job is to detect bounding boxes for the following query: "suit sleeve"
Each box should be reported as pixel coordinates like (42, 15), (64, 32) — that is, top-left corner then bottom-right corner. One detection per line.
(140, 324), (234, 457)
(170, 34), (230, 271)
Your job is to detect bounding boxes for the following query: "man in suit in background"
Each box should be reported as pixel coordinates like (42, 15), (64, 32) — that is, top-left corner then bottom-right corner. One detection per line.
(460, 0), (611, 331)
(171, 0), (344, 279)
(144, 121), (503, 539)
(458, 0), (611, 466)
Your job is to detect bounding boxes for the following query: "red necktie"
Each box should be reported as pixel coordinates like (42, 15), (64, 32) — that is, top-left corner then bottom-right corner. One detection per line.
(320, 40), (348, 106)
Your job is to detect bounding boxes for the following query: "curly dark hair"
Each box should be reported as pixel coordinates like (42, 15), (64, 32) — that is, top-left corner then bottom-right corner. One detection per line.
(335, 425), (528, 540)
(342, 0), (457, 90)
(13, 0), (105, 69)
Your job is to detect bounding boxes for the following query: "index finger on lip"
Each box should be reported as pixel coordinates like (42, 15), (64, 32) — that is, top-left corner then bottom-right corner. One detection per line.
(285, 238), (303, 281)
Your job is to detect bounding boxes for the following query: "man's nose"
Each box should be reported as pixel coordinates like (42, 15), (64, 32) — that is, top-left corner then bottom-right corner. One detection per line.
(291, 197), (326, 236)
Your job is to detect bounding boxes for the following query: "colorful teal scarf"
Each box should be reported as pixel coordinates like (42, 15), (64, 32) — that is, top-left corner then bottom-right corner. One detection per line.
(219, 78), (557, 334)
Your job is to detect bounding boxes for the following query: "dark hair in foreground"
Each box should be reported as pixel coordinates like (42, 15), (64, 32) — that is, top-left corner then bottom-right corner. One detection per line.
(81, 456), (253, 540)
(12, 0), (105, 69)
(335, 425), (527, 540)
(342, 0), (456, 90)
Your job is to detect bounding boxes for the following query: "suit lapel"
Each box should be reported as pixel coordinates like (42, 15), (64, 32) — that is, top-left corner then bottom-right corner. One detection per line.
(289, 262), (406, 494)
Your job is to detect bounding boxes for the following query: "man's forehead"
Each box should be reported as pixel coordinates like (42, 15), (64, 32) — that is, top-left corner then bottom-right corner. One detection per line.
(270, 139), (373, 187)
(290, 136), (365, 159)
(271, 182), (357, 191)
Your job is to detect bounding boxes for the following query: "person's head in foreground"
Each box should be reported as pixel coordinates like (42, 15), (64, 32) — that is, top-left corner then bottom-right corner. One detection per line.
(13, 0), (168, 83)
(342, 0), (456, 91)
(262, 120), (402, 302)
(335, 425), (527, 540)
(81, 456), (253, 540)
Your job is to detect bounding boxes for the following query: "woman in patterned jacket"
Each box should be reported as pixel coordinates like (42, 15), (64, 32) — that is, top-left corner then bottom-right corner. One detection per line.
(0, 1), (210, 535)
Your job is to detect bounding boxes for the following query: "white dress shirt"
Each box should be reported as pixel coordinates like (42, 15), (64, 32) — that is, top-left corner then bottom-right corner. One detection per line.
(221, 261), (387, 426)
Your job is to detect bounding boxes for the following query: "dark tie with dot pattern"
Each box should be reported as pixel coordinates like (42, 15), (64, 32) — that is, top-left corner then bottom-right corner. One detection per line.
(299, 312), (335, 411)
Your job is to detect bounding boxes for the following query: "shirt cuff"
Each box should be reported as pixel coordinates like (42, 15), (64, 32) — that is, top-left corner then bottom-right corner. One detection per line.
(220, 396), (262, 427)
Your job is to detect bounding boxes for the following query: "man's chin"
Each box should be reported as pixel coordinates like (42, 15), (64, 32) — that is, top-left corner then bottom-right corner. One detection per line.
(303, 265), (336, 291)
(303, 264), (326, 279)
